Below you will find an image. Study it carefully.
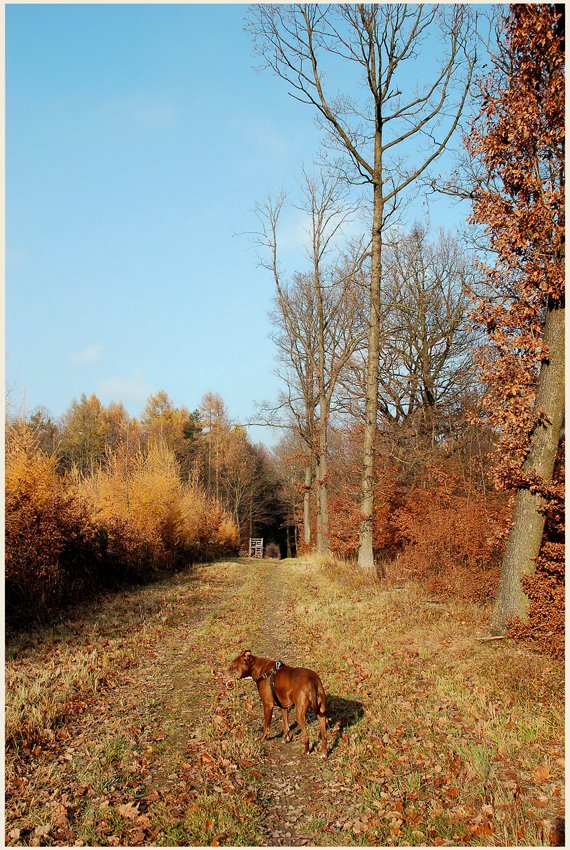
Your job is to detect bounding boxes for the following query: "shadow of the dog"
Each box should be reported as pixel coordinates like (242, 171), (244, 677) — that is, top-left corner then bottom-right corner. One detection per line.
(325, 694), (365, 753)
(277, 693), (364, 753)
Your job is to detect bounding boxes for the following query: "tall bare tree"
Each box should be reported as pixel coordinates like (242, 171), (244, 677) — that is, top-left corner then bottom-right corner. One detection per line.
(252, 171), (367, 552)
(248, 3), (476, 570)
(265, 268), (319, 547)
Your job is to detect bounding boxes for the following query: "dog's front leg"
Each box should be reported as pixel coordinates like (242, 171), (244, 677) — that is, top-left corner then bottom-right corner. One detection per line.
(259, 702), (273, 741)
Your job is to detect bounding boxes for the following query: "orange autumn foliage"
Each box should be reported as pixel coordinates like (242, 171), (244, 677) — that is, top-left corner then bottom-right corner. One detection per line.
(392, 462), (509, 601)
(5, 424), (238, 628)
(467, 4), (564, 494)
(308, 424), (512, 602)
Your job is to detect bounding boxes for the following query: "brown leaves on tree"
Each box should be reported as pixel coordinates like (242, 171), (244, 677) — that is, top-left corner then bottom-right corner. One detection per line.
(466, 3), (564, 492)
(465, 3), (565, 649)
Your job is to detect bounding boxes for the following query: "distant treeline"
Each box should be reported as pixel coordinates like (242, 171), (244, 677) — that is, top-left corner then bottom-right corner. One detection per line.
(5, 390), (293, 629)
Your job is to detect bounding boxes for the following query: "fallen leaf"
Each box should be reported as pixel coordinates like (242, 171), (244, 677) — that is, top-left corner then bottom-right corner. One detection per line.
(117, 802), (139, 820)
(533, 764), (551, 783)
(34, 825), (51, 839)
(51, 804), (68, 829)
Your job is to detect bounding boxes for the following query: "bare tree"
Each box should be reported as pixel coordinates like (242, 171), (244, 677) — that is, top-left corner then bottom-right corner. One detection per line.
(252, 171), (367, 552)
(264, 270), (319, 547)
(379, 224), (478, 442)
(5, 358), (25, 425)
(248, 3), (476, 570)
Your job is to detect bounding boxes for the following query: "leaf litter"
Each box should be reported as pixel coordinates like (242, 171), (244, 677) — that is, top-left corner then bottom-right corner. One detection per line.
(5, 556), (565, 846)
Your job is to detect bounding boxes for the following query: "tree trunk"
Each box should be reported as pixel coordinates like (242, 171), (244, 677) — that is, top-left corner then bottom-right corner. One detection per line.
(316, 250), (330, 554)
(303, 464), (312, 546)
(316, 454), (323, 551)
(317, 439), (330, 553)
(358, 173), (383, 572)
(316, 390), (330, 553)
(489, 299), (565, 635)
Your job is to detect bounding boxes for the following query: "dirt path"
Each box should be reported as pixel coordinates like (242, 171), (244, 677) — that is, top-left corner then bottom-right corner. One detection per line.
(139, 559), (349, 846)
(247, 561), (337, 846)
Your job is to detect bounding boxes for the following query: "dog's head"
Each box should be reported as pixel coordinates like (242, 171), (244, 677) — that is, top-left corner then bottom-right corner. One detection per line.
(224, 648), (254, 681)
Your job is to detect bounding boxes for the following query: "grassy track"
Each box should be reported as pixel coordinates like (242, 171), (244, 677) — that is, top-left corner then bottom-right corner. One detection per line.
(5, 557), (564, 846)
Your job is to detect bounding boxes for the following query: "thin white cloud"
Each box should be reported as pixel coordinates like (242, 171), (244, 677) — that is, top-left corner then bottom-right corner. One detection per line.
(231, 116), (294, 159)
(6, 247), (26, 267)
(70, 344), (102, 366)
(96, 90), (177, 131)
(128, 93), (176, 128)
(97, 370), (154, 405)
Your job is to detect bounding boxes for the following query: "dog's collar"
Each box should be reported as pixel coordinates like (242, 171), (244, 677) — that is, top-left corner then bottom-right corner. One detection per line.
(255, 660), (284, 685)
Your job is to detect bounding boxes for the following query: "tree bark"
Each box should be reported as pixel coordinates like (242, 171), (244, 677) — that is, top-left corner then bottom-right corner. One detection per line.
(358, 170), (383, 572)
(303, 464), (312, 546)
(317, 425), (330, 553)
(489, 299), (565, 635)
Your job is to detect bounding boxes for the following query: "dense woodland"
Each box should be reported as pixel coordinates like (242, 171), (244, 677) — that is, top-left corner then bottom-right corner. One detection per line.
(6, 5), (564, 659)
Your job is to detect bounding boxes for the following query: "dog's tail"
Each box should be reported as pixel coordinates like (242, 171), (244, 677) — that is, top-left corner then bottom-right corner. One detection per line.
(311, 677), (327, 718)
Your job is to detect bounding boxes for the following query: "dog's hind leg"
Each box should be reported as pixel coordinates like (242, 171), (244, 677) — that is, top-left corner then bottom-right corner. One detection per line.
(317, 711), (328, 757)
(281, 707), (291, 742)
(295, 694), (311, 755)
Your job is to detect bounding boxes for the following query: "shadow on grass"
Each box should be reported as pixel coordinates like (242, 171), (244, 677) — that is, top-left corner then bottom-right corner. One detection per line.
(266, 693), (364, 754)
(325, 693), (365, 753)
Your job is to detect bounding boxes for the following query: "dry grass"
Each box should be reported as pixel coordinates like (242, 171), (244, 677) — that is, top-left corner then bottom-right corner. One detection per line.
(5, 570), (195, 748)
(277, 555), (565, 846)
(5, 556), (564, 847)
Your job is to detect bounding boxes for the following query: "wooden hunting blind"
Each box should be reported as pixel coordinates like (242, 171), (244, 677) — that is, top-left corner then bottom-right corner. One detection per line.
(249, 538), (263, 559)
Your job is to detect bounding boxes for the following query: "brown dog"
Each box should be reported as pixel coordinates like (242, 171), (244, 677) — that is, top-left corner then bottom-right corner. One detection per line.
(224, 649), (328, 757)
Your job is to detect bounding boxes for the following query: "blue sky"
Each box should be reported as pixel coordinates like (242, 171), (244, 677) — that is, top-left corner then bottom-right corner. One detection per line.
(6, 3), (476, 445)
